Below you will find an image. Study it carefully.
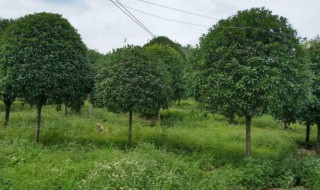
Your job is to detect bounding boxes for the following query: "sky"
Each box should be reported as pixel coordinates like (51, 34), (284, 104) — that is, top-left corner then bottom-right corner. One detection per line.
(0, 0), (319, 54)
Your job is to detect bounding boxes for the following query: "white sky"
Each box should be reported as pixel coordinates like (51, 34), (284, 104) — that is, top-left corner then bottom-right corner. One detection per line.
(0, 0), (319, 54)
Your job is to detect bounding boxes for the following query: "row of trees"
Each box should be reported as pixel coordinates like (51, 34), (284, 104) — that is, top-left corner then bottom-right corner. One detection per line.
(92, 38), (187, 147)
(0, 13), (186, 146)
(0, 8), (320, 157)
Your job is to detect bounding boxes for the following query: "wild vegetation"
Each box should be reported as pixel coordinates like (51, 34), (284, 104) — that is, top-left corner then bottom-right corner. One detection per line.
(0, 100), (319, 189)
(0, 7), (320, 190)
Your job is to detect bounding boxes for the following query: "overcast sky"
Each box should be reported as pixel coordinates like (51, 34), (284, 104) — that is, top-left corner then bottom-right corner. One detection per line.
(0, 0), (319, 54)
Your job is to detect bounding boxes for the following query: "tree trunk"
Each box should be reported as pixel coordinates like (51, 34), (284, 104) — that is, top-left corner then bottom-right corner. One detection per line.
(65, 105), (68, 116)
(245, 115), (252, 157)
(128, 111), (133, 148)
(316, 123), (320, 156)
(229, 114), (234, 124)
(35, 104), (42, 143)
(284, 121), (290, 129)
(88, 94), (92, 120)
(4, 101), (12, 127)
(156, 109), (161, 125)
(305, 123), (311, 146)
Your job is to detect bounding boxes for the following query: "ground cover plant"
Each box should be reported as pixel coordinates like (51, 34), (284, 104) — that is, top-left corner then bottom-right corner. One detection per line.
(0, 100), (319, 190)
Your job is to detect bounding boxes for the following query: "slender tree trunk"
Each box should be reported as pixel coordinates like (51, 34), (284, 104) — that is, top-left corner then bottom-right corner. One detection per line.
(128, 111), (133, 148)
(88, 94), (93, 120)
(316, 123), (320, 156)
(229, 114), (234, 124)
(245, 115), (252, 157)
(65, 105), (68, 116)
(4, 102), (12, 127)
(35, 104), (42, 143)
(156, 108), (161, 125)
(178, 99), (181, 106)
(305, 123), (311, 146)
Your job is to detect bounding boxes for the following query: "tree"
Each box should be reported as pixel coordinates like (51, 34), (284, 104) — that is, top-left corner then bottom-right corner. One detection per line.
(298, 98), (316, 147)
(86, 49), (105, 119)
(0, 18), (15, 127)
(144, 44), (180, 123)
(145, 37), (185, 103)
(0, 18), (13, 33)
(93, 45), (172, 147)
(0, 12), (90, 143)
(193, 8), (307, 156)
(145, 36), (187, 61)
(271, 45), (312, 129)
(87, 49), (106, 71)
(303, 37), (320, 155)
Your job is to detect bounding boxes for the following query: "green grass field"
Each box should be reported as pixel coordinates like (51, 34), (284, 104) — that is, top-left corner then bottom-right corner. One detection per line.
(0, 100), (319, 190)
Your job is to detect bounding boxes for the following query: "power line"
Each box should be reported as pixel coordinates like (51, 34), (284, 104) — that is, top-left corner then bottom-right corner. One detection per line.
(109, 0), (155, 38)
(135, 0), (219, 21)
(114, 0), (155, 37)
(121, 5), (292, 37)
(111, 0), (293, 40)
(125, 5), (211, 28)
(110, 0), (155, 37)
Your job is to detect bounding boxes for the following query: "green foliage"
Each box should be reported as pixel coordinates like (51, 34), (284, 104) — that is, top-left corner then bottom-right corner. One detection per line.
(0, 12), (91, 111)
(93, 45), (172, 114)
(233, 157), (320, 190)
(78, 143), (202, 190)
(145, 36), (186, 61)
(193, 8), (307, 120)
(145, 36), (186, 101)
(271, 44), (312, 127)
(302, 37), (320, 125)
(0, 100), (318, 189)
(86, 48), (105, 72)
(0, 18), (16, 125)
(145, 44), (184, 103)
(0, 18), (13, 36)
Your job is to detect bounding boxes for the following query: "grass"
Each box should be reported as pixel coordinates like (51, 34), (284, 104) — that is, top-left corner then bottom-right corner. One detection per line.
(0, 100), (319, 190)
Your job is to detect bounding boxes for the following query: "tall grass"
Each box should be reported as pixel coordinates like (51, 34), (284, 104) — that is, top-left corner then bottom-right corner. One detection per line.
(0, 100), (319, 189)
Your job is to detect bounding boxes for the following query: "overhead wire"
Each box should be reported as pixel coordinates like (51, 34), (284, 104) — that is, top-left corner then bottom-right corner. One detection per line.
(121, 5), (293, 38)
(112, 0), (295, 40)
(109, 0), (156, 38)
(124, 5), (211, 28)
(134, 0), (219, 21)
(114, 0), (156, 37)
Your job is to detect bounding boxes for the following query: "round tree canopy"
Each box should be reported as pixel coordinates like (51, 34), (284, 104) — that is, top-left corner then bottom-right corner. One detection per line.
(194, 7), (311, 118)
(0, 12), (91, 109)
(94, 45), (172, 114)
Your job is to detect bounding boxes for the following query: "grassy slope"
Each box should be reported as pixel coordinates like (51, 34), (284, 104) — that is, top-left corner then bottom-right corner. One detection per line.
(0, 100), (319, 190)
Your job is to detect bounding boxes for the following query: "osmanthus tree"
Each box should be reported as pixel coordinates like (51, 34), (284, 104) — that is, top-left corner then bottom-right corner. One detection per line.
(0, 18), (16, 127)
(301, 37), (320, 155)
(94, 45), (172, 147)
(189, 45), (241, 123)
(145, 36), (187, 61)
(0, 13), (90, 143)
(86, 49), (105, 119)
(145, 36), (186, 103)
(271, 46), (312, 129)
(144, 44), (181, 123)
(61, 59), (94, 115)
(193, 7), (307, 156)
